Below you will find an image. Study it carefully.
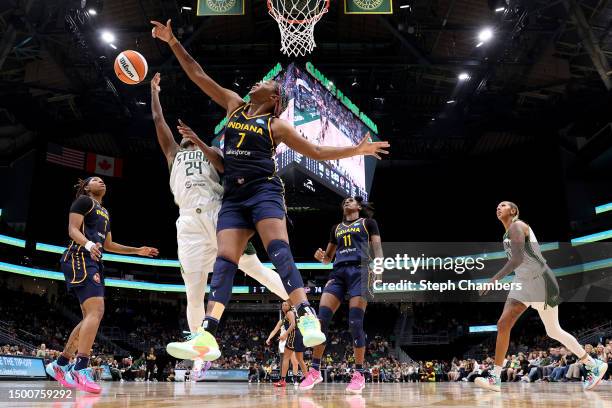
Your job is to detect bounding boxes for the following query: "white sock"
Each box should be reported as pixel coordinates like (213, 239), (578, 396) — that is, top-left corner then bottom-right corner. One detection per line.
(493, 365), (502, 377)
(238, 254), (289, 300)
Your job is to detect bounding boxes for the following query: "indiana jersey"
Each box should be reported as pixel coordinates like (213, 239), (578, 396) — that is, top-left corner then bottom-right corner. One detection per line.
(169, 148), (223, 209)
(223, 104), (276, 181)
(63, 196), (110, 259)
(503, 224), (547, 279)
(330, 218), (379, 266)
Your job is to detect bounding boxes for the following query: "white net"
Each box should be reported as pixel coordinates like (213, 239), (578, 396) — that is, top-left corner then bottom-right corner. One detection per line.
(267, 0), (329, 57)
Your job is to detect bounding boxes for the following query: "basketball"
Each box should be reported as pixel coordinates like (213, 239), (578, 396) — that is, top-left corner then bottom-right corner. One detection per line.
(114, 50), (148, 85)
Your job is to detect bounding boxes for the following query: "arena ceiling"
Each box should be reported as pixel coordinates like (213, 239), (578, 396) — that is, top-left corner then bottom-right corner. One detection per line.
(1, 0), (611, 160)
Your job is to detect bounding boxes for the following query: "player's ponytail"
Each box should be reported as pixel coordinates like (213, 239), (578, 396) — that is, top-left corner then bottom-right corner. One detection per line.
(507, 201), (520, 222)
(354, 196), (375, 219)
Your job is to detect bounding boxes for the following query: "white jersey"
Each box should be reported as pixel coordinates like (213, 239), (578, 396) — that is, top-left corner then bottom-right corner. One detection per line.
(169, 149), (223, 209)
(503, 224), (547, 280)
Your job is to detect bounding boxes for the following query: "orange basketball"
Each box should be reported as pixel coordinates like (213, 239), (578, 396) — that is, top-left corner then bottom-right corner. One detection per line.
(114, 50), (148, 85)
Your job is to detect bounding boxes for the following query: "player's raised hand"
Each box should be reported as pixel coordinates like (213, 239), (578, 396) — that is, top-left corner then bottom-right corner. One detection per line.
(314, 248), (326, 263)
(90, 242), (103, 262)
(356, 132), (390, 160)
(177, 119), (204, 145)
(137, 247), (159, 257)
(151, 19), (174, 43)
(151, 72), (161, 93)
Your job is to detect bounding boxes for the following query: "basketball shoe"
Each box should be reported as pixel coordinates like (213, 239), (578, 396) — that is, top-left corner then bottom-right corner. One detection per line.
(46, 360), (76, 388)
(297, 313), (326, 347)
(584, 359), (608, 390)
(346, 371), (365, 394)
(166, 327), (221, 361)
(70, 367), (101, 394)
(299, 368), (323, 391)
(475, 373), (501, 392)
(274, 378), (287, 387)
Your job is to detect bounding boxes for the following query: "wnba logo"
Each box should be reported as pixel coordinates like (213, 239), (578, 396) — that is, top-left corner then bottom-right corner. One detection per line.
(93, 273), (101, 284)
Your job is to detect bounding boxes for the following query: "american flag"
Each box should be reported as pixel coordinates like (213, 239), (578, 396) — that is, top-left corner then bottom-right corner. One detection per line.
(46, 143), (85, 169)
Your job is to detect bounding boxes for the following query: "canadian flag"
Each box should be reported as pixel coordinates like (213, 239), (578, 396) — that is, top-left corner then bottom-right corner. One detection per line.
(86, 153), (123, 177)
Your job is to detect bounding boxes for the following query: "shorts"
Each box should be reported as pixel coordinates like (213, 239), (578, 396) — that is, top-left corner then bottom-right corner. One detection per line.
(508, 266), (560, 310)
(217, 178), (286, 232)
(60, 251), (105, 303)
(177, 204), (220, 274)
(323, 263), (366, 300)
(286, 328), (305, 353)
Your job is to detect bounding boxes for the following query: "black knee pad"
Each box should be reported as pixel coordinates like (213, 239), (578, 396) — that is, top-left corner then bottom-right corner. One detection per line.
(209, 257), (237, 306)
(348, 307), (366, 347)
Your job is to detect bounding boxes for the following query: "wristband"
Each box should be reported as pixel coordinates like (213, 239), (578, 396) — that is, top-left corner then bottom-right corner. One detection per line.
(168, 36), (178, 47)
(84, 241), (95, 252)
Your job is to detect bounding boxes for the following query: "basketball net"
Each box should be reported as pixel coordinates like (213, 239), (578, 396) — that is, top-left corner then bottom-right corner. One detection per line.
(267, 0), (329, 57)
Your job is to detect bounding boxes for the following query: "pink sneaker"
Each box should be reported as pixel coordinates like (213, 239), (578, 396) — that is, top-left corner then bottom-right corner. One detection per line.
(345, 371), (365, 394)
(299, 368), (323, 391)
(70, 368), (101, 394)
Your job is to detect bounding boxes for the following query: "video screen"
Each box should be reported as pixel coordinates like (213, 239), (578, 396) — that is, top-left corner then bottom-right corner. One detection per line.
(215, 63), (378, 200)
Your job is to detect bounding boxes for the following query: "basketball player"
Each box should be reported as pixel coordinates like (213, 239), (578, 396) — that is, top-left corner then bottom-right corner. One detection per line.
(267, 302), (308, 387)
(300, 197), (382, 393)
(150, 73), (289, 377)
(151, 19), (389, 361)
(475, 201), (608, 392)
(46, 177), (159, 394)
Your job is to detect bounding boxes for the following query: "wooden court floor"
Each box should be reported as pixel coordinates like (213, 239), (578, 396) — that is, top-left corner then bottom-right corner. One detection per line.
(0, 381), (610, 407)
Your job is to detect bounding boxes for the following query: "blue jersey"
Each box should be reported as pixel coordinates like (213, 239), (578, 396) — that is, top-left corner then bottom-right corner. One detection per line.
(63, 196), (110, 261)
(330, 218), (379, 266)
(223, 104), (277, 184)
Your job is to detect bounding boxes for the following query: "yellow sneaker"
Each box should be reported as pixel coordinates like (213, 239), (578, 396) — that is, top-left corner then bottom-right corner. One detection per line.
(166, 327), (221, 361)
(297, 313), (326, 347)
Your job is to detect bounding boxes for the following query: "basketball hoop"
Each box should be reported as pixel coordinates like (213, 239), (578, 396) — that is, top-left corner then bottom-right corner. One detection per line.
(267, 0), (330, 57)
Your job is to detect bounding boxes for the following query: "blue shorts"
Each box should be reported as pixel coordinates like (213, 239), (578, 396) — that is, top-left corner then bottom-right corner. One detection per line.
(323, 263), (366, 300)
(60, 251), (105, 304)
(286, 328), (305, 353)
(217, 178), (286, 231)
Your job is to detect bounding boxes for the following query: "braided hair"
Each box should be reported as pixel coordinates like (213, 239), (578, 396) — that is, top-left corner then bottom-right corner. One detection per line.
(506, 201), (520, 222)
(273, 80), (289, 117)
(74, 177), (94, 199)
(342, 196), (375, 219)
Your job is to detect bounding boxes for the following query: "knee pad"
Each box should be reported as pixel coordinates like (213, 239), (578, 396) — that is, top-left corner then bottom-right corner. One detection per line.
(266, 240), (303, 294)
(209, 257), (237, 306)
(318, 306), (334, 336)
(348, 307), (366, 347)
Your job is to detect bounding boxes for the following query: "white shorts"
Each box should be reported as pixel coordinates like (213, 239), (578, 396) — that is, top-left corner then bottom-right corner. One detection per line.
(176, 205), (220, 274)
(279, 340), (286, 354)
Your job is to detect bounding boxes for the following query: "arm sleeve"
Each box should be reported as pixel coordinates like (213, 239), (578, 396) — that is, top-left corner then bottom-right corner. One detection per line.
(365, 219), (380, 236)
(329, 224), (338, 244)
(69, 196), (94, 215)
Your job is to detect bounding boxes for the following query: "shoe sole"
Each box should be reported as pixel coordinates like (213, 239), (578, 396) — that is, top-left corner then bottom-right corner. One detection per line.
(585, 363), (608, 391)
(166, 343), (221, 361)
(299, 375), (323, 391)
(302, 333), (326, 348)
(474, 378), (500, 392)
(345, 385), (365, 394)
(73, 375), (101, 394)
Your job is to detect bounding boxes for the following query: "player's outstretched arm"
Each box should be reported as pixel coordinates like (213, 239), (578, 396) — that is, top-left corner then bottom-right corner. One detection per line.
(151, 73), (178, 165)
(103, 232), (159, 257)
(177, 119), (224, 174)
(273, 119), (390, 161)
(151, 19), (244, 113)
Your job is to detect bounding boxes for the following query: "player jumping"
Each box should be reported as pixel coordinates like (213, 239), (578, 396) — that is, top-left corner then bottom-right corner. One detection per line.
(151, 18), (389, 362)
(150, 73), (289, 376)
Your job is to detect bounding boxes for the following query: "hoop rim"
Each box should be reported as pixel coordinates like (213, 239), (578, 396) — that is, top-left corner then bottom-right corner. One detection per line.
(267, 0), (330, 25)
